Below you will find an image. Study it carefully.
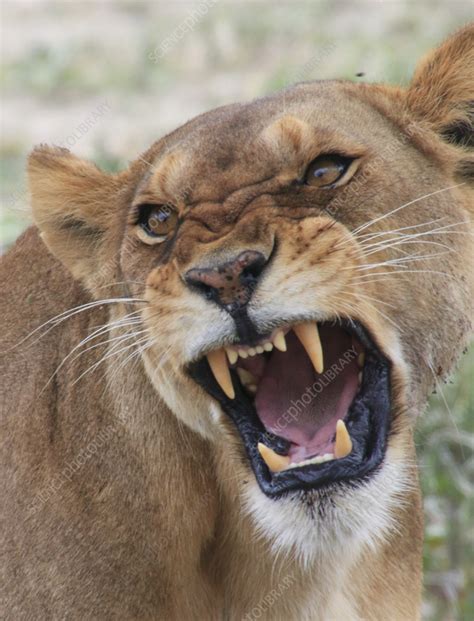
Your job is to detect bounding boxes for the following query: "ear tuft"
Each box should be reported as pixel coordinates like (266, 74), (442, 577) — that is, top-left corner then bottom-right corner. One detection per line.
(406, 25), (474, 148)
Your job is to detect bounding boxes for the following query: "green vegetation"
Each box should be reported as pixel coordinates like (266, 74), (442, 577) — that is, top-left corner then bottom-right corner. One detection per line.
(418, 349), (474, 620)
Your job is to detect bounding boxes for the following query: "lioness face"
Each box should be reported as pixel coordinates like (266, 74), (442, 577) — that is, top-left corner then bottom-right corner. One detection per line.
(125, 88), (401, 484)
(29, 33), (473, 561)
(117, 81), (471, 540)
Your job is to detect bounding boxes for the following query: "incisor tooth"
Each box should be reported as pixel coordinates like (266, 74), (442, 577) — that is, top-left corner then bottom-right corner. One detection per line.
(206, 349), (235, 399)
(263, 342), (273, 352)
(255, 345), (264, 354)
(226, 348), (238, 365)
(286, 453), (335, 469)
(248, 347), (257, 356)
(334, 419), (352, 459)
(293, 323), (324, 374)
(258, 442), (290, 473)
(273, 332), (287, 352)
(238, 350), (248, 359)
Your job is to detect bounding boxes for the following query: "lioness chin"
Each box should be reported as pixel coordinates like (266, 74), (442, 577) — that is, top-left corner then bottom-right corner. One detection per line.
(1, 25), (473, 621)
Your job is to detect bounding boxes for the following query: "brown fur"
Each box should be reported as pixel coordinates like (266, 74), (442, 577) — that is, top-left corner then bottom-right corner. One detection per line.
(1, 26), (473, 620)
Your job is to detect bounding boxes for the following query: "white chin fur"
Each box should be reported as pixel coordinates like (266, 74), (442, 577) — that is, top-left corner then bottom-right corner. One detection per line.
(242, 446), (412, 570)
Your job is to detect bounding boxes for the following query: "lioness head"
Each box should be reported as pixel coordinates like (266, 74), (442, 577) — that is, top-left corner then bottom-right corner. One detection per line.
(28, 27), (472, 561)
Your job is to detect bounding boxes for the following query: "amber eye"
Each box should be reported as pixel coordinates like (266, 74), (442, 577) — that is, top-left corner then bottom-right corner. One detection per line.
(138, 204), (178, 241)
(303, 154), (352, 188)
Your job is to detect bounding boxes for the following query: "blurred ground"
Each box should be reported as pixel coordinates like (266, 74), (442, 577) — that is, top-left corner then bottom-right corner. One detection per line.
(0, 1), (473, 619)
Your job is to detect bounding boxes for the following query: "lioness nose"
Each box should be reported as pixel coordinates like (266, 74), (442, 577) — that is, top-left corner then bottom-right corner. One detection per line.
(185, 250), (267, 311)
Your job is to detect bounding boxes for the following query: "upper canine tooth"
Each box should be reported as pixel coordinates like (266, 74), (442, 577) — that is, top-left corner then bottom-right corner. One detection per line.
(334, 419), (352, 459)
(293, 323), (324, 374)
(273, 332), (287, 352)
(257, 442), (290, 473)
(226, 348), (238, 365)
(358, 352), (365, 368)
(206, 349), (235, 399)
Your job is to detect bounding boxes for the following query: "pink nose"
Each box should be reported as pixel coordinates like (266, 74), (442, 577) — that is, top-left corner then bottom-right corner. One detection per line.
(185, 250), (267, 310)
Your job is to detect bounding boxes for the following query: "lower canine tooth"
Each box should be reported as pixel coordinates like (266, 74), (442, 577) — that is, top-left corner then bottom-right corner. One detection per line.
(257, 442), (290, 473)
(237, 368), (257, 386)
(334, 419), (352, 459)
(206, 349), (235, 399)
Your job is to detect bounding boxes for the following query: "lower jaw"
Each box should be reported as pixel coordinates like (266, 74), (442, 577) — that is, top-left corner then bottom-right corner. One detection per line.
(189, 320), (392, 498)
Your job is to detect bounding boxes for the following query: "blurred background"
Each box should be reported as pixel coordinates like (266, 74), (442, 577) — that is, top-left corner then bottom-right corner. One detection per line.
(0, 1), (472, 618)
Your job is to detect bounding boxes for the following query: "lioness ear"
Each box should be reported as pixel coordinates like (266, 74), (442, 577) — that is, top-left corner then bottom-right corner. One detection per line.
(406, 25), (474, 148)
(28, 145), (129, 289)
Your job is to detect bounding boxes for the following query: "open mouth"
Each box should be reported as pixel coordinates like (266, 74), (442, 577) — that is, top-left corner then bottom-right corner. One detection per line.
(188, 320), (392, 497)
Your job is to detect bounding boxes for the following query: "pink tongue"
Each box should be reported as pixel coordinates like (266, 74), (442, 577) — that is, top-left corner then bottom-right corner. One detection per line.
(254, 329), (359, 454)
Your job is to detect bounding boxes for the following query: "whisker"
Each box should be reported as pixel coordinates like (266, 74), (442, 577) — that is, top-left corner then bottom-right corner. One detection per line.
(39, 319), (148, 394)
(3, 297), (147, 354)
(111, 337), (155, 378)
(351, 183), (465, 237)
(71, 333), (152, 387)
(352, 250), (452, 271)
(353, 217), (448, 242)
(106, 340), (150, 388)
(362, 239), (457, 257)
(107, 337), (173, 389)
(358, 220), (470, 251)
(71, 329), (147, 362)
(86, 313), (143, 335)
(326, 295), (360, 322)
(351, 269), (457, 281)
(334, 221), (443, 251)
(338, 291), (402, 331)
(76, 308), (167, 388)
(343, 290), (397, 309)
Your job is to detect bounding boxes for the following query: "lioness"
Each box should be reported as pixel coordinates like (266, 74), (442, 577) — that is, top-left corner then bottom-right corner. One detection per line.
(1, 26), (473, 620)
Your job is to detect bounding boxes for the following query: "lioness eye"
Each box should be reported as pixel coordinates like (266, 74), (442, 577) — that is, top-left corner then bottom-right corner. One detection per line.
(303, 155), (352, 188)
(139, 204), (178, 239)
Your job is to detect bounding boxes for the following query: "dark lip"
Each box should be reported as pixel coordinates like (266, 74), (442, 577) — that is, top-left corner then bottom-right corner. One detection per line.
(188, 319), (392, 498)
